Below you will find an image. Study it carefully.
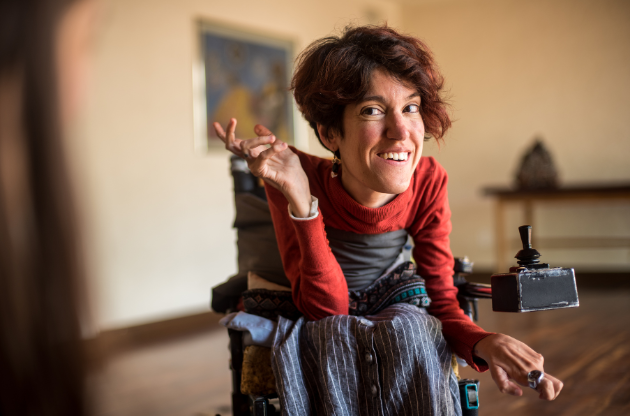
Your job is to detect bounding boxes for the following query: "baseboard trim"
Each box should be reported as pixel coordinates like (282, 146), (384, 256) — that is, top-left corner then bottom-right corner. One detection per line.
(86, 310), (224, 361)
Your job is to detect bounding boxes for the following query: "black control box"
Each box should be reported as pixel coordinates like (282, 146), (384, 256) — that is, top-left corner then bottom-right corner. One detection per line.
(491, 267), (579, 312)
(491, 225), (579, 313)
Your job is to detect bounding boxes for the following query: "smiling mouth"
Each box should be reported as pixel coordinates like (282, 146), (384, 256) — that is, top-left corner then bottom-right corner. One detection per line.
(377, 152), (409, 161)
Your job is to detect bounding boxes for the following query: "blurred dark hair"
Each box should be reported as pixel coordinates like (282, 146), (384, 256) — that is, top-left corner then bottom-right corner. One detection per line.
(0, 0), (87, 415)
(291, 25), (451, 151)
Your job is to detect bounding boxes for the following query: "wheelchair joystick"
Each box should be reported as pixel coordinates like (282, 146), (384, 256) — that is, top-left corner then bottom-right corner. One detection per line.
(491, 225), (579, 313)
(512, 225), (550, 270)
(515, 225), (545, 268)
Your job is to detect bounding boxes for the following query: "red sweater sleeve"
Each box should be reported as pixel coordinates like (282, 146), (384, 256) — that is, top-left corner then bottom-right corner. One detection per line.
(408, 164), (493, 371)
(265, 185), (349, 321)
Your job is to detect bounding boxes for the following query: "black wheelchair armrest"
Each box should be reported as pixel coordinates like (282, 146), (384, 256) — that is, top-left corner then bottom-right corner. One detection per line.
(453, 257), (492, 322)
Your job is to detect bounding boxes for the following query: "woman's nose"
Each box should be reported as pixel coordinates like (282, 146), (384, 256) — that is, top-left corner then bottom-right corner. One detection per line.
(385, 113), (410, 141)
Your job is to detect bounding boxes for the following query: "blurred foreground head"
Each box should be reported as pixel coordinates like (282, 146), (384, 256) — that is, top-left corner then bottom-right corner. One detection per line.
(0, 0), (95, 415)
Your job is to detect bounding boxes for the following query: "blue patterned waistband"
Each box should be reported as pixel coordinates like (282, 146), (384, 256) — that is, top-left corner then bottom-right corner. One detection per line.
(348, 261), (431, 316)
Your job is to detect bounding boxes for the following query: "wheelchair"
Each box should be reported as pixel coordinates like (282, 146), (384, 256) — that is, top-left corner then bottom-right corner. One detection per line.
(212, 156), (492, 416)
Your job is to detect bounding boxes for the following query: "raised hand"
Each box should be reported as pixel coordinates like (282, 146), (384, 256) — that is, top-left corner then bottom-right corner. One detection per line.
(473, 333), (563, 400)
(213, 118), (312, 218)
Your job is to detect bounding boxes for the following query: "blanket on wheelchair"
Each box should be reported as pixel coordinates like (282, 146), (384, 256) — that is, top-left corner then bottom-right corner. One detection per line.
(271, 303), (461, 416)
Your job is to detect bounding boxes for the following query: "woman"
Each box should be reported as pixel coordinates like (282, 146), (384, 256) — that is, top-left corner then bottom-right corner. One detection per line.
(0, 0), (96, 414)
(215, 26), (562, 415)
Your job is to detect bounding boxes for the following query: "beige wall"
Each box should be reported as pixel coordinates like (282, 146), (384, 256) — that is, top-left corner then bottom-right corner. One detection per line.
(73, 0), (629, 330)
(403, 0), (630, 271)
(73, 0), (401, 330)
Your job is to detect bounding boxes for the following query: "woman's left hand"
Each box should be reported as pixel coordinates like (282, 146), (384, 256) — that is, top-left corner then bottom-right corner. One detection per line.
(473, 333), (563, 400)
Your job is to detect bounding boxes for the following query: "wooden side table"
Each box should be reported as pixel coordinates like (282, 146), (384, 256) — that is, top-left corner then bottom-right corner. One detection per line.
(483, 184), (630, 272)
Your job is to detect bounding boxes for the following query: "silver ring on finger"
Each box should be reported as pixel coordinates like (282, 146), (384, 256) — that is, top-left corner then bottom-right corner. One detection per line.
(527, 370), (544, 390)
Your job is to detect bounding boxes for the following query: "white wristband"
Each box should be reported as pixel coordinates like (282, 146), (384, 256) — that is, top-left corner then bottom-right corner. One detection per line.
(288, 196), (319, 220)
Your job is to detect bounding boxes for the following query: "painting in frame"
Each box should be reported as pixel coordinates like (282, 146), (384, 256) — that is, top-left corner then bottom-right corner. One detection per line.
(193, 20), (294, 152)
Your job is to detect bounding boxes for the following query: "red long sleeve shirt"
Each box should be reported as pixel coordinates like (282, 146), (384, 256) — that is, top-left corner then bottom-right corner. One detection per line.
(265, 148), (492, 371)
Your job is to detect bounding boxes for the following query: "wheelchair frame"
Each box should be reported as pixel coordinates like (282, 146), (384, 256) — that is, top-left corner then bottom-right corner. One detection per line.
(228, 329), (280, 416)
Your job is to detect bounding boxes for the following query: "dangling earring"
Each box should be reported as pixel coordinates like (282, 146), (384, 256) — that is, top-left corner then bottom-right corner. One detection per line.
(331, 150), (341, 178)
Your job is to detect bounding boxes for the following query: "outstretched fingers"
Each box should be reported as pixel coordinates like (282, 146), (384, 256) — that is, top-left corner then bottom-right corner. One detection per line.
(240, 134), (276, 158)
(213, 118), (244, 156)
(212, 120), (281, 161)
(254, 124), (273, 137)
(256, 139), (288, 163)
(212, 121), (227, 142)
(212, 118), (235, 143)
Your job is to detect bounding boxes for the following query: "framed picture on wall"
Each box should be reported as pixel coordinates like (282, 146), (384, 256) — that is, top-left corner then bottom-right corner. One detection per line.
(193, 20), (294, 152)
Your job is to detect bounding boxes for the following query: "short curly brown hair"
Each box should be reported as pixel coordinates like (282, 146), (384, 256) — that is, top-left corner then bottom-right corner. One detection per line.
(291, 25), (451, 151)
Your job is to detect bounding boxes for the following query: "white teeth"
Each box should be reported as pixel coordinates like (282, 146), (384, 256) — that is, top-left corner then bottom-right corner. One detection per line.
(378, 152), (408, 161)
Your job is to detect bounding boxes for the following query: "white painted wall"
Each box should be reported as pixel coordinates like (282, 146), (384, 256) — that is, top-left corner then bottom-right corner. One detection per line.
(71, 0), (401, 330)
(403, 0), (630, 271)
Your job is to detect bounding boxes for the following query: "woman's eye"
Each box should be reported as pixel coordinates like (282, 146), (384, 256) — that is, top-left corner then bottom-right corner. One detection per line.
(362, 107), (383, 116)
(405, 104), (420, 113)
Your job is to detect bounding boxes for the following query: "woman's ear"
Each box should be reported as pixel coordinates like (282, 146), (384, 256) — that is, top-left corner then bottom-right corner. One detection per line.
(316, 123), (339, 152)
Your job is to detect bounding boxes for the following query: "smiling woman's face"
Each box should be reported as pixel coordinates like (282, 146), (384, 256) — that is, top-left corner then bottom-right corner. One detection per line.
(321, 68), (425, 208)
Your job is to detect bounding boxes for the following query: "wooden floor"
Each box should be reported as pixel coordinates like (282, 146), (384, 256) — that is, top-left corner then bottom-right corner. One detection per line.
(91, 288), (630, 416)
(458, 289), (630, 416)
(89, 329), (233, 416)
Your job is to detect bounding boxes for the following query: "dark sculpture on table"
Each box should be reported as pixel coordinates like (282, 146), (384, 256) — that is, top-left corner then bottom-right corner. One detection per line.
(515, 138), (559, 190)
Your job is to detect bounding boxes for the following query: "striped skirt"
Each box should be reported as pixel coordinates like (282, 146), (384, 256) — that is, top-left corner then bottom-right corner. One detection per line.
(271, 303), (462, 416)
